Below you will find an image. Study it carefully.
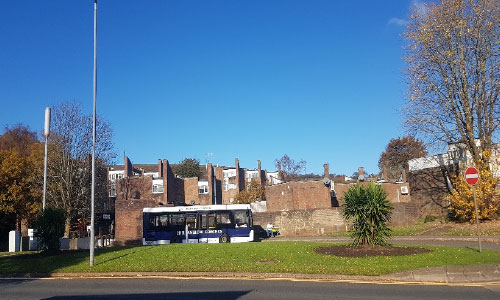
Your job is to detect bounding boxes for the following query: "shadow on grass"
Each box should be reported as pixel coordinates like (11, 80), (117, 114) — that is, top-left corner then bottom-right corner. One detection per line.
(41, 291), (251, 300)
(0, 246), (144, 277)
(95, 246), (150, 266)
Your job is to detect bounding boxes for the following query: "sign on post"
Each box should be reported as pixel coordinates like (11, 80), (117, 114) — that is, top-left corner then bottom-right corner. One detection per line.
(465, 166), (481, 252)
(465, 167), (479, 185)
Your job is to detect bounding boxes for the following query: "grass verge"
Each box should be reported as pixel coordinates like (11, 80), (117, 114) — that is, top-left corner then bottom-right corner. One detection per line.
(1, 242), (499, 276)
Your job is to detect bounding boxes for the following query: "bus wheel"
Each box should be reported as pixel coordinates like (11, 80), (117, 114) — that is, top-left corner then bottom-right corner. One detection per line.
(219, 233), (230, 243)
(171, 237), (182, 243)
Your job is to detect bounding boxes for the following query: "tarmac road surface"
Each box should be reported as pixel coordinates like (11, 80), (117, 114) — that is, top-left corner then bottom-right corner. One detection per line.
(1, 278), (499, 300)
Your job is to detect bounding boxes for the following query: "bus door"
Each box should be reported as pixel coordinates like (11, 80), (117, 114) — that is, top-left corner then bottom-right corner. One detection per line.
(185, 213), (199, 243)
(198, 211), (219, 243)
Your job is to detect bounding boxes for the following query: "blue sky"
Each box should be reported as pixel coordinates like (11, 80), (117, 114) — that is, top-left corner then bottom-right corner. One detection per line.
(0, 0), (420, 175)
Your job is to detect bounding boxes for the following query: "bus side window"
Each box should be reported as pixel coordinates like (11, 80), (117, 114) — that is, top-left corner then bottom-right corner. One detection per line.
(186, 214), (197, 229)
(208, 212), (216, 229)
(216, 211), (231, 229)
(200, 213), (207, 229)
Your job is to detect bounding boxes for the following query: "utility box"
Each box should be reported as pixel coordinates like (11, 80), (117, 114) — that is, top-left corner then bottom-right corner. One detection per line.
(28, 229), (38, 250)
(9, 231), (20, 252)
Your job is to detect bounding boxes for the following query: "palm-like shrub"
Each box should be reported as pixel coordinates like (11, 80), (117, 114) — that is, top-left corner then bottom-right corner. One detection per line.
(343, 183), (393, 247)
(35, 207), (66, 253)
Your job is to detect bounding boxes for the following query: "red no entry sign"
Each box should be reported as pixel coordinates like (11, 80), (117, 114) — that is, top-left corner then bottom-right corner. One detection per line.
(465, 167), (479, 185)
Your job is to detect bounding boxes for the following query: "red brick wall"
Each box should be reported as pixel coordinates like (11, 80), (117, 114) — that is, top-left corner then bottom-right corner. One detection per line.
(333, 182), (411, 205)
(265, 181), (331, 212)
(183, 177), (199, 205)
(114, 176), (159, 245)
(408, 165), (457, 217)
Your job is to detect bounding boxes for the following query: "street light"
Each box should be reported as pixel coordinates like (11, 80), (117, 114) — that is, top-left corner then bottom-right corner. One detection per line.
(43, 107), (50, 210)
(90, 0), (97, 267)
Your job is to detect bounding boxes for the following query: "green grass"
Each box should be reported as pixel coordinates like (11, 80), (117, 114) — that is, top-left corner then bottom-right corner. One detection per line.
(328, 221), (440, 237)
(1, 242), (499, 276)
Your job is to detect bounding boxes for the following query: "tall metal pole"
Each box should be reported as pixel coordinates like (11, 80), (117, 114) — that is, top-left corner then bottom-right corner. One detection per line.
(43, 107), (50, 210)
(472, 185), (482, 252)
(90, 0), (97, 266)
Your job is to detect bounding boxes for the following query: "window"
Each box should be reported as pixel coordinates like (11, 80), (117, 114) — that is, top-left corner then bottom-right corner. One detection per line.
(186, 214), (197, 229)
(198, 185), (208, 194)
(217, 212), (231, 225)
(208, 212), (216, 228)
(232, 210), (249, 227)
(109, 184), (116, 197)
(153, 184), (164, 193)
(169, 214), (185, 230)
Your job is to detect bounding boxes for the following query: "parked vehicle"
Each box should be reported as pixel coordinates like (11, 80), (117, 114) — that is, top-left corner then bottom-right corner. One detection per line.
(142, 204), (254, 245)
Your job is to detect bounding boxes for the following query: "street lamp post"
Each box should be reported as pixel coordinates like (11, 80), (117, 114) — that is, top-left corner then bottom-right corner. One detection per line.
(90, 0), (97, 267)
(43, 107), (51, 210)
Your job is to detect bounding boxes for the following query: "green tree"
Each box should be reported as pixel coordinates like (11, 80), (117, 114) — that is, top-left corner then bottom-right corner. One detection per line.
(343, 183), (393, 247)
(172, 158), (202, 178)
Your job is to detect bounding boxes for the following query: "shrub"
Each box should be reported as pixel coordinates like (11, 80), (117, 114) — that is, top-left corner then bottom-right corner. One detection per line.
(35, 207), (66, 253)
(424, 215), (436, 223)
(447, 164), (499, 222)
(234, 180), (265, 204)
(343, 183), (393, 247)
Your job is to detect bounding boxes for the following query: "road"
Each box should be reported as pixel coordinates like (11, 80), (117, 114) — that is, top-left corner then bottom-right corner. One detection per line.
(1, 278), (499, 300)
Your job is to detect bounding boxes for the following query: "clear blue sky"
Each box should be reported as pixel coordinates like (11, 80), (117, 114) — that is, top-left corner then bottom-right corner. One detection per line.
(0, 0), (419, 176)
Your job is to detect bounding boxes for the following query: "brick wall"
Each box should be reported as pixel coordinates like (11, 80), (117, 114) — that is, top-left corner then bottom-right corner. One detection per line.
(408, 165), (458, 217)
(183, 177), (199, 205)
(114, 176), (159, 245)
(265, 181), (331, 212)
(333, 182), (411, 204)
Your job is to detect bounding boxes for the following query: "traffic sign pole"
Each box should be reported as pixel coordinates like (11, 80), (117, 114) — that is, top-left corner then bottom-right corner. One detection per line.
(465, 166), (481, 253)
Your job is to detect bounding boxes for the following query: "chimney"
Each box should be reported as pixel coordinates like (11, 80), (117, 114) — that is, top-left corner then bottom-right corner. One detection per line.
(235, 158), (241, 191)
(207, 163), (214, 205)
(162, 159), (169, 204)
(124, 156), (133, 177)
(323, 163), (329, 178)
(277, 162), (283, 180)
(358, 167), (365, 181)
(158, 159), (163, 177)
(257, 160), (262, 184)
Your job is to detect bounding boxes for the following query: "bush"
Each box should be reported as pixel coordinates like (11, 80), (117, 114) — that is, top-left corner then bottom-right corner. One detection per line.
(234, 180), (265, 204)
(35, 207), (66, 253)
(447, 164), (499, 222)
(343, 183), (393, 247)
(424, 215), (437, 223)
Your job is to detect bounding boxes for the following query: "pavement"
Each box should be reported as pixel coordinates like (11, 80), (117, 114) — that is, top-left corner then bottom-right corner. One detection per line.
(2, 235), (500, 285)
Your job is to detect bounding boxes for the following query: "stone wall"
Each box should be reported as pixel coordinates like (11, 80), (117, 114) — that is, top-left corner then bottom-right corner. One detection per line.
(253, 203), (418, 237)
(254, 208), (346, 236)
